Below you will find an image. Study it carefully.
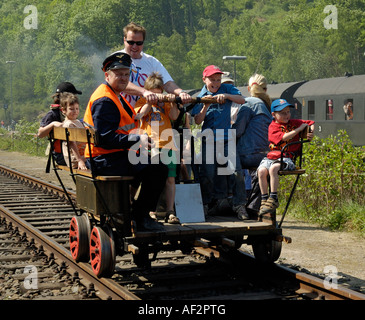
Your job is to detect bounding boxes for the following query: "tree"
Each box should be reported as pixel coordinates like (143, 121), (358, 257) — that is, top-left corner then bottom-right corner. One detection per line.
(1, 0), (365, 124)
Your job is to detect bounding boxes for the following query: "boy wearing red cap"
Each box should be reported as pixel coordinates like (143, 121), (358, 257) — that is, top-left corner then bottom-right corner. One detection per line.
(193, 65), (245, 127)
(191, 65), (246, 218)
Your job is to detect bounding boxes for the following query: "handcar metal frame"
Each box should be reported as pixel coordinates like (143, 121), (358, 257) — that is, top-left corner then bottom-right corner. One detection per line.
(48, 105), (305, 277)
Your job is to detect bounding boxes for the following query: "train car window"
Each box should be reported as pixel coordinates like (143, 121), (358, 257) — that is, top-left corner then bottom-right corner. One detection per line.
(343, 99), (353, 120)
(326, 99), (333, 120)
(308, 100), (315, 120)
(293, 99), (302, 119)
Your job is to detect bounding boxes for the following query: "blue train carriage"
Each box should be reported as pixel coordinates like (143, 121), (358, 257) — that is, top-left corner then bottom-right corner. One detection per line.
(293, 75), (365, 146)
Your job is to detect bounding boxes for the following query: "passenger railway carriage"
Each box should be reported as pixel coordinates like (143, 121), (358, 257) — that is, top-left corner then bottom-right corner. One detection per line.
(250, 74), (365, 146)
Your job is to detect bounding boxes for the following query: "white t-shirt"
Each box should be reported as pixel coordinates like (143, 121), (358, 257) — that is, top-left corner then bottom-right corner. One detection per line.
(117, 50), (174, 106)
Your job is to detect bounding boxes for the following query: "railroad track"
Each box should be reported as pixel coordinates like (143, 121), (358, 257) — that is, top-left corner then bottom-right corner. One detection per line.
(0, 217), (92, 300)
(0, 166), (137, 300)
(0, 164), (364, 302)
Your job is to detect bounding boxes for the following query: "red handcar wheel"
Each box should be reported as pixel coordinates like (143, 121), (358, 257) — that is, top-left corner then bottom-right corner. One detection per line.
(89, 226), (112, 277)
(69, 215), (90, 262)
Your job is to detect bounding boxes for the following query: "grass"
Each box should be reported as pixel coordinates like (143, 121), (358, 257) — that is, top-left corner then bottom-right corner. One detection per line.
(280, 186), (365, 237)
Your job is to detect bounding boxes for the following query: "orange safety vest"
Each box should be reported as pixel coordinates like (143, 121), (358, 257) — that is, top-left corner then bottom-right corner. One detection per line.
(83, 83), (138, 158)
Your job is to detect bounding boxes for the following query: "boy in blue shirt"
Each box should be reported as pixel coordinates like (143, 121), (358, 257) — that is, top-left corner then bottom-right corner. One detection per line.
(191, 65), (246, 218)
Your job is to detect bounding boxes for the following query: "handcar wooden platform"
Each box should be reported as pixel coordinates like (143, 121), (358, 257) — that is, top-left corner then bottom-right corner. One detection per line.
(131, 216), (276, 242)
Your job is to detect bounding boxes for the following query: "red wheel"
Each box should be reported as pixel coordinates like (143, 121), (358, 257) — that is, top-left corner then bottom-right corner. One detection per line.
(69, 215), (90, 262)
(89, 226), (113, 277)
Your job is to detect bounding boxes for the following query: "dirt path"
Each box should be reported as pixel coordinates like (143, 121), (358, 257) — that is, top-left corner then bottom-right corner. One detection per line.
(276, 218), (365, 292)
(1, 150), (365, 294)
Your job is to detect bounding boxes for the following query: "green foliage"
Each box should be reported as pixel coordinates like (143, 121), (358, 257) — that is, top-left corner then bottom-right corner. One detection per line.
(0, 119), (48, 156)
(1, 0), (365, 127)
(279, 130), (365, 235)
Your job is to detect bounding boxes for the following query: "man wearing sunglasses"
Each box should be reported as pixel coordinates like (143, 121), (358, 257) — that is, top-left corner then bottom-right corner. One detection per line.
(119, 22), (192, 107)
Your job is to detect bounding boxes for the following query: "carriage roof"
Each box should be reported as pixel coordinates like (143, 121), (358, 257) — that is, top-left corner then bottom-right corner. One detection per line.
(294, 75), (365, 97)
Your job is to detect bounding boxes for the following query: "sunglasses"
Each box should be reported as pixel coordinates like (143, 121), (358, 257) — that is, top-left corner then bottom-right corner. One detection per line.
(126, 40), (144, 46)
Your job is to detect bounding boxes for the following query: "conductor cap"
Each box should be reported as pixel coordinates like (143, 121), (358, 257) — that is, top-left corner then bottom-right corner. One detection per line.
(102, 52), (132, 72)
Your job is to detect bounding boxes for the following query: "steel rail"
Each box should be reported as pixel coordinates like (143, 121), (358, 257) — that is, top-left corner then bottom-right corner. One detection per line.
(0, 165), (68, 196)
(0, 203), (139, 300)
(236, 250), (365, 300)
(193, 247), (365, 300)
(0, 165), (139, 300)
(281, 265), (365, 300)
(1, 164), (365, 300)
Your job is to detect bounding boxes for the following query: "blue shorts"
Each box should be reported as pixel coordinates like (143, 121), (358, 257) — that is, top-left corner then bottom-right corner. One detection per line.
(258, 157), (296, 172)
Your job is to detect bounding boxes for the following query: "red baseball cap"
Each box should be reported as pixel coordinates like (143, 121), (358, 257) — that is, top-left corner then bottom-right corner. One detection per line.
(203, 65), (224, 77)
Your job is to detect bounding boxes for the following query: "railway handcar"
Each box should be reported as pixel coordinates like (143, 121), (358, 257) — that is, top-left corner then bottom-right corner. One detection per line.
(49, 107), (295, 277)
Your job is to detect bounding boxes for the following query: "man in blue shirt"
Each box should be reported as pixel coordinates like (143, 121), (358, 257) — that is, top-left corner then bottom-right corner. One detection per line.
(191, 65), (247, 219)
